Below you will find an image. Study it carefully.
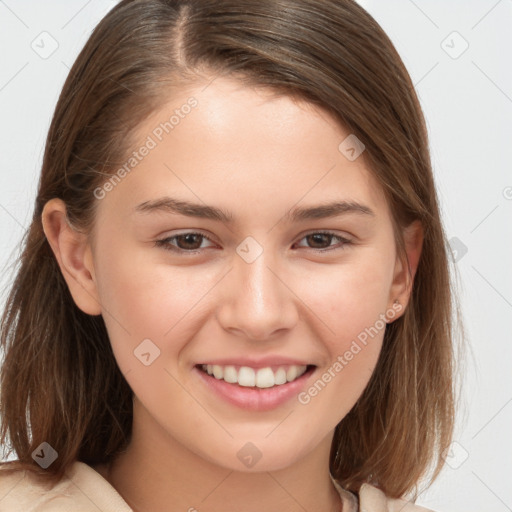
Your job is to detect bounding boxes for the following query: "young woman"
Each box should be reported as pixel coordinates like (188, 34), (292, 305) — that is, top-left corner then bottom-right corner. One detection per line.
(0, 1), (457, 510)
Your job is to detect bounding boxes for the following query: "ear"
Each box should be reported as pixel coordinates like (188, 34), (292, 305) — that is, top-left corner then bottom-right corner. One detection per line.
(41, 198), (102, 316)
(387, 220), (423, 319)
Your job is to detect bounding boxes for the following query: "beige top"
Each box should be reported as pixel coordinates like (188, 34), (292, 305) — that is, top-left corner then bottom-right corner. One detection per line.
(0, 461), (436, 511)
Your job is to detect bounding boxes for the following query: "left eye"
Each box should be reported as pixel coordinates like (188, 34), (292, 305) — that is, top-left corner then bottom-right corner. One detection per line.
(293, 231), (351, 251)
(154, 231), (351, 254)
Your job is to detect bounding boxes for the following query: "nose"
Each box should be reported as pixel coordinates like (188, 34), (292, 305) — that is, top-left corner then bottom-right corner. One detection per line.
(216, 249), (299, 341)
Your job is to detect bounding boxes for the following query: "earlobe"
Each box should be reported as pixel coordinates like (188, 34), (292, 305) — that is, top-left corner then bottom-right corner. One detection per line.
(388, 220), (424, 316)
(41, 198), (102, 316)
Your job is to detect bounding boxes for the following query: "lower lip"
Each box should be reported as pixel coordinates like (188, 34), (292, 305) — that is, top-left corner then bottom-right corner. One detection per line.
(194, 365), (315, 412)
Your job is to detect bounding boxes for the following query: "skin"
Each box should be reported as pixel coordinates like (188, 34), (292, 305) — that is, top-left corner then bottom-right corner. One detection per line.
(42, 76), (422, 512)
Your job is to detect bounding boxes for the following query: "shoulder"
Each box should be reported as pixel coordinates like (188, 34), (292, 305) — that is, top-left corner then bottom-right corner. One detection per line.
(0, 461), (132, 511)
(359, 483), (438, 512)
(331, 476), (438, 512)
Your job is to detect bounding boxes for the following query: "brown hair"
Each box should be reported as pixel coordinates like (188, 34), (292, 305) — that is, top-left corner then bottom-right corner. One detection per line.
(0, 0), (459, 499)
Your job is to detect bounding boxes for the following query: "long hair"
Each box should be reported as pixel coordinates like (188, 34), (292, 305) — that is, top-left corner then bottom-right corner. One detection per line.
(0, 0), (459, 498)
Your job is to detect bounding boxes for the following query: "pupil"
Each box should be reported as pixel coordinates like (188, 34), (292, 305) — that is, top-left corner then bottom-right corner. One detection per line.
(179, 234), (201, 250)
(309, 233), (330, 248)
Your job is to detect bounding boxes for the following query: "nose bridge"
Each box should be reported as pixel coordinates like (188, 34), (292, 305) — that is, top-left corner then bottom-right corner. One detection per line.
(239, 247), (278, 309)
(217, 240), (297, 339)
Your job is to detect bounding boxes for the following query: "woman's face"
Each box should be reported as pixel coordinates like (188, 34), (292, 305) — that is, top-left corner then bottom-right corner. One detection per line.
(61, 77), (414, 472)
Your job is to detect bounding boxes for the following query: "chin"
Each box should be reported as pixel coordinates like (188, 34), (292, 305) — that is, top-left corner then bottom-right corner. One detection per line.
(195, 437), (312, 473)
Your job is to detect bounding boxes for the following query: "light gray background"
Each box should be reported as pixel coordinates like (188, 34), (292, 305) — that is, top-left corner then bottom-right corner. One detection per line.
(0, 1), (511, 511)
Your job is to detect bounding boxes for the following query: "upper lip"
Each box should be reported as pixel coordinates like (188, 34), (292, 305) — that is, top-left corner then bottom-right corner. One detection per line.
(196, 357), (315, 369)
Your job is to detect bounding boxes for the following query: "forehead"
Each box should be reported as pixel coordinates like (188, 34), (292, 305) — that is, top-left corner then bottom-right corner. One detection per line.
(96, 76), (391, 225)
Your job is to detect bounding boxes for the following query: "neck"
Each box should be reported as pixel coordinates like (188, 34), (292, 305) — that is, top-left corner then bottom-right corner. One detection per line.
(98, 400), (341, 512)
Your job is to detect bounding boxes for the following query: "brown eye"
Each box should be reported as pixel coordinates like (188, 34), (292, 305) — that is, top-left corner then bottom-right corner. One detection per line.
(173, 233), (204, 250)
(306, 233), (333, 249)
(154, 232), (215, 253)
(294, 231), (352, 252)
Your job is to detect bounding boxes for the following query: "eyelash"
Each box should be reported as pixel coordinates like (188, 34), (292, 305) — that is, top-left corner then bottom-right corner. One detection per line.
(154, 230), (352, 255)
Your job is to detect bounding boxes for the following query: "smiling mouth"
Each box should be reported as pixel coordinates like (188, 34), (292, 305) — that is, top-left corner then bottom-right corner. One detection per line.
(197, 363), (316, 389)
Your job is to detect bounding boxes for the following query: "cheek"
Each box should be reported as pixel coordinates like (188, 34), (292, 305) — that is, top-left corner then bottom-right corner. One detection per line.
(93, 244), (219, 369)
(293, 250), (393, 403)
(298, 249), (394, 341)
(95, 241), (188, 330)
(296, 273), (388, 419)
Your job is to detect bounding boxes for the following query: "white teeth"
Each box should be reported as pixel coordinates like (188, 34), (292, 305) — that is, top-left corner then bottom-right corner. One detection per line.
(274, 367), (287, 385)
(255, 367), (275, 388)
(286, 366), (298, 382)
(223, 365), (238, 383)
(212, 365), (223, 379)
(201, 364), (308, 388)
(238, 366), (256, 387)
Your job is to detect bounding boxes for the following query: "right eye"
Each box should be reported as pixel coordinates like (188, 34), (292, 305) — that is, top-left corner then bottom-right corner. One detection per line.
(154, 232), (217, 254)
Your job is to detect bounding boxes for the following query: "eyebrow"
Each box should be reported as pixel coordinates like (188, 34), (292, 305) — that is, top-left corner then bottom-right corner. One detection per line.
(133, 197), (375, 223)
